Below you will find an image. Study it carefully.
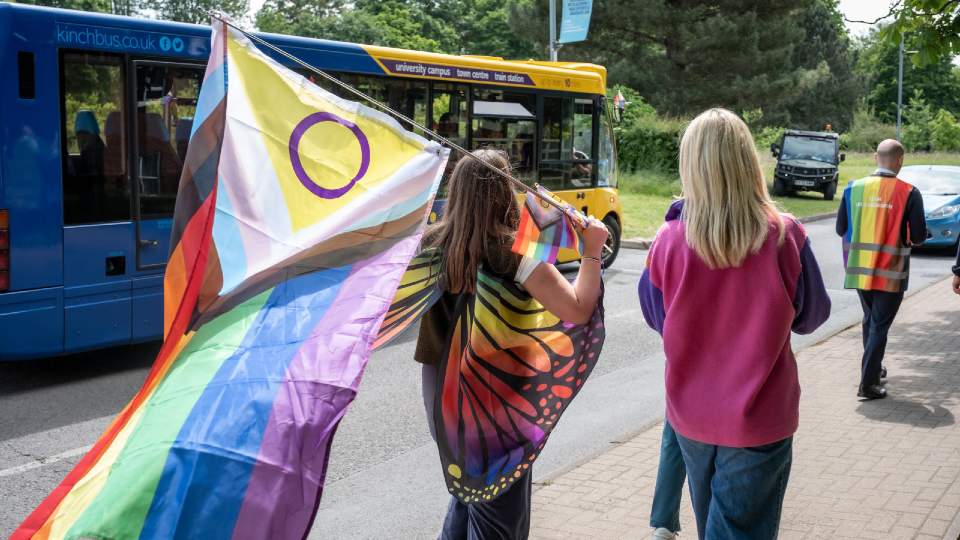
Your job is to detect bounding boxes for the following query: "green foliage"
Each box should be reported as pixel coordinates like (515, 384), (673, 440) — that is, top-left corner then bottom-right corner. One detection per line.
(536, 1), (826, 127)
(157, 0), (249, 24)
(256, 0), (537, 57)
(13, 0), (116, 13)
(902, 90), (936, 151)
(617, 116), (686, 173)
(785, 0), (859, 132)
(839, 107), (896, 151)
(856, 28), (960, 123)
(931, 109), (960, 151)
(754, 127), (785, 152)
(884, 1), (960, 64)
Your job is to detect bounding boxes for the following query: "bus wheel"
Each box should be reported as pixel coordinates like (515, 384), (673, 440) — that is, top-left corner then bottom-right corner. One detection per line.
(601, 216), (621, 269)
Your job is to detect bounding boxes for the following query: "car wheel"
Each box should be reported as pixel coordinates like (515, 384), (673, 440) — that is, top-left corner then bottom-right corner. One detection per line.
(601, 216), (621, 269)
(772, 177), (789, 197)
(824, 180), (837, 201)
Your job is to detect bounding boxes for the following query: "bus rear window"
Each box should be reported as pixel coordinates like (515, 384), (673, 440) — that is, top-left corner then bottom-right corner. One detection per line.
(60, 52), (129, 225)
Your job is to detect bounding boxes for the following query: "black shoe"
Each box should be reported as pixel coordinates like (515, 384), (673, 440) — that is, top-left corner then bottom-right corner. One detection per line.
(880, 367), (887, 379)
(858, 384), (887, 400)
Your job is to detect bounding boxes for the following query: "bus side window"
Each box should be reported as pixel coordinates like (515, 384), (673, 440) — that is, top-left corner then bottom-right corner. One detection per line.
(470, 88), (536, 183)
(431, 83), (468, 196)
(134, 64), (202, 218)
(540, 97), (593, 191)
(383, 78), (427, 136)
(61, 52), (129, 225)
(597, 99), (618, 188)
(18, 51), (35, 99)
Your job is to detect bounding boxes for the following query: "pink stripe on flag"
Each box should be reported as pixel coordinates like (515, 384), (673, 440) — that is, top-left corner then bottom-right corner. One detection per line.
(230, 234), (422, 539)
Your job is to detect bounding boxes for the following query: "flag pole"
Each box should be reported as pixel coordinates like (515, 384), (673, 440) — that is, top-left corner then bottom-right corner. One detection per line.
(211, 15), (611, 246)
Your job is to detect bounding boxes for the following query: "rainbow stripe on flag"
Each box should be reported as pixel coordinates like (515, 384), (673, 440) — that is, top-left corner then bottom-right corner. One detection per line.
(13, 18), (448, 540)
(511, 186), (582, 264)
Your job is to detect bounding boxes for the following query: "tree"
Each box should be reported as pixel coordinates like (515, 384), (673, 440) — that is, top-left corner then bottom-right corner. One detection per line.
(255, 0), (538, 57)
(884, 0), (960, 64)
(13, 0), (118, 14)
(785, 0), (860, 132)
(514, 0), (818, 126)
(855, 28), (960, 123)
(901, 89), (935, 151)
(156, 0), (249, 24)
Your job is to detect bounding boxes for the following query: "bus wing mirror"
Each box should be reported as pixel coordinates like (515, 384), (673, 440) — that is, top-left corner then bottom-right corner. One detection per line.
(770, 143), (780, 157)
(839, 153), (846, 162)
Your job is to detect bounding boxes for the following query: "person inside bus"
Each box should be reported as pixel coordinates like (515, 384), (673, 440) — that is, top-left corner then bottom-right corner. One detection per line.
(73, 110), (106, 215)
(415, 149), (608, 539)
(74, 110), (105, 179)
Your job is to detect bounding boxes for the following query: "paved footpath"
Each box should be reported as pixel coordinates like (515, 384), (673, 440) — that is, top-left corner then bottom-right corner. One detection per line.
(530, 277), (960, 540)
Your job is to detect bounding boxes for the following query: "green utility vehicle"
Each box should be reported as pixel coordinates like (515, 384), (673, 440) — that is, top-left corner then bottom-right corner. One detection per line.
(770, 130), (845, 200)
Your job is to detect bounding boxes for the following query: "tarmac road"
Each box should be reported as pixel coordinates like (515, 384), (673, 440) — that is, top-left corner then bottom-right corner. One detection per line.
(0, 217), (953, 538)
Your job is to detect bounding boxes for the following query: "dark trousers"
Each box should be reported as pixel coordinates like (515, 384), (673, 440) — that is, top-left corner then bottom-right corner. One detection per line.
(422, 364), (532, 540)
(857, 290), (904, 387)
(676, 433), (793, 540)
(650, 420), (686, 532)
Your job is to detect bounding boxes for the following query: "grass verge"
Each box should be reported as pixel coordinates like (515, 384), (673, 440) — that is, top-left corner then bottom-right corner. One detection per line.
(619, 151), (960, 239)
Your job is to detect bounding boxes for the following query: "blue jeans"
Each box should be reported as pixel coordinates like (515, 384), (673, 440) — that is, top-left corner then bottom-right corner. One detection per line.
(675, 432), (793, 540)
(650, 421), (685, 532)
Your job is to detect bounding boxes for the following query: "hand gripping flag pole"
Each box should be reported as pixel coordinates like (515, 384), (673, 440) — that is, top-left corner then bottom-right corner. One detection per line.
(213, 15), (611, 253)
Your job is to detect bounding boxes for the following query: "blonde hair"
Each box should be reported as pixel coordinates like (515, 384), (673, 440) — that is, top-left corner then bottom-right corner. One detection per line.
(679, 108), (784, 269)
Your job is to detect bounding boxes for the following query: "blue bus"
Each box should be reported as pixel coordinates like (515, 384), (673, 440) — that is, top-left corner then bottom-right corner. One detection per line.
(0, 3), (621, 360)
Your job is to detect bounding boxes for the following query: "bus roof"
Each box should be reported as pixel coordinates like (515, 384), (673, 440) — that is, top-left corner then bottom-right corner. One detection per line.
(2, 3), (607, 94)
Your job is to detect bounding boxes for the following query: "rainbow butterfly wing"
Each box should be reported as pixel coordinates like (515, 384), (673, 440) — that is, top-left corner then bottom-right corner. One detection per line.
(435, 270), (605, 502)
(373, 249), (443, 350)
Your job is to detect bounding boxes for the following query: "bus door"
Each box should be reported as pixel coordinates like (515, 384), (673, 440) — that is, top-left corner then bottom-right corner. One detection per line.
(131, 61), (202, 339)
(60, 51), (135, 352)
(538, 95), (595, 213)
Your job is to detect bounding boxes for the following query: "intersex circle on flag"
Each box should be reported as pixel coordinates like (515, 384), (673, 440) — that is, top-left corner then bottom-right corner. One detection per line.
(288, 112), (371, 199)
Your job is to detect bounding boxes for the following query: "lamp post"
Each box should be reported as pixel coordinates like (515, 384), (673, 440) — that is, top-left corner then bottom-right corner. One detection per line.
(549, 0), (560, 61)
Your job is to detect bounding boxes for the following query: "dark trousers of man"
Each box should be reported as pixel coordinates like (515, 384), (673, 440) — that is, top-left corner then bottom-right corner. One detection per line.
(857, 289), (904, 387)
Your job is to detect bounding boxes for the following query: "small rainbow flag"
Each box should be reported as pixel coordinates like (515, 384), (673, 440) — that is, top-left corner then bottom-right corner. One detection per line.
(511, 186), (582, 264)
(13, 18), (448, 540)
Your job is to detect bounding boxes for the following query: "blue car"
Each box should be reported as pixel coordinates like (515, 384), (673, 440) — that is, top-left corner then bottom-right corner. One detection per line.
(899, 165), (960, 248)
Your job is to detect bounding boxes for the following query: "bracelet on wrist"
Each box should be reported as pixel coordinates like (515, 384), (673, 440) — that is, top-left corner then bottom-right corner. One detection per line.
(581, 256), (601, 264)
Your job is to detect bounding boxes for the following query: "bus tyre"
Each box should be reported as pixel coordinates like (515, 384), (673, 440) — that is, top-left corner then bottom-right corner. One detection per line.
(772, 177), (789, 197)
(601, 216), (621, 269)
(824, 180), (837, 201)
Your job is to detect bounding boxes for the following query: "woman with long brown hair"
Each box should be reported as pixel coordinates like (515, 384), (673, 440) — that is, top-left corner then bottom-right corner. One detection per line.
(415, 149), (608, 539)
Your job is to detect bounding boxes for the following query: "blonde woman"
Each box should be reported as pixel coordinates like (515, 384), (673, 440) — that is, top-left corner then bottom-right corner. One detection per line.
(639, 108), (831, 539)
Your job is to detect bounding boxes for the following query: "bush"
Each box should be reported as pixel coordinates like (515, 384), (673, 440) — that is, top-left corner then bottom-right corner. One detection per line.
(840, 107), (896, 151)
(902, 90), (935, 152)
(930, 109), (960, 151)
(754, 126), (785, 152)
(618, 116), (686, 173)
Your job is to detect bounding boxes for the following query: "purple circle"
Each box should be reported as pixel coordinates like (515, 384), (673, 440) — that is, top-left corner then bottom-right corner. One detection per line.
(288, 112), (371, 199)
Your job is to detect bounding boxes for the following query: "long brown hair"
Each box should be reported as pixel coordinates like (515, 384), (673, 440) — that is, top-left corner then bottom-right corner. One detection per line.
(425, 149), (520, 293)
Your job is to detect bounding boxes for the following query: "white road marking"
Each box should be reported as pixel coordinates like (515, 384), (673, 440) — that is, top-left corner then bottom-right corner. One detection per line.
(0, 445), (91, 478)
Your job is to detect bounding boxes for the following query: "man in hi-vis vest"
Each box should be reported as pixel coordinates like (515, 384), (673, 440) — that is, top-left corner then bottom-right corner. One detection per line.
(836, 139), (926, 400)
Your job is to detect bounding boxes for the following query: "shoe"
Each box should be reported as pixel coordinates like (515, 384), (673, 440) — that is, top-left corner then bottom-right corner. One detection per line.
(858, 384), (887, 400)
(880, 367), (887, 379)
(652, 528), (678, 539)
